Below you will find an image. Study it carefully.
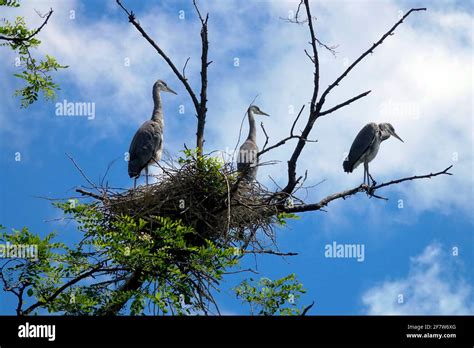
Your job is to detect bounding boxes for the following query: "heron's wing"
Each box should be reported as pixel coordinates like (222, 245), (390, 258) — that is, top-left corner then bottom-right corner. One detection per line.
(344, 123), (377, 172)
(128, 121), (162, 178)
(237, 140), (258, 170)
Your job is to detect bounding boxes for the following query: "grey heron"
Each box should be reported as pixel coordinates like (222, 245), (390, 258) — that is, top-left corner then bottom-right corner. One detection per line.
(343, 122), (403, 185)
(237, 105), (269, 181)
(128, 79), (177, 188)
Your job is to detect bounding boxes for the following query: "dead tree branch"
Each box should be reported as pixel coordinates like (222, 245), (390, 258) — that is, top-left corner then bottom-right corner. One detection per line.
(282, 166), (452, 213)
(319, 90), (372, 117)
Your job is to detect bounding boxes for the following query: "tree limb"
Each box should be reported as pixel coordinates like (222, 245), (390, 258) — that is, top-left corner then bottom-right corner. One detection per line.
(282, 0), (320, 195)
(194, 0), (210, 156)
(318, 90), (371, 117)
(282, 166), (452, 213)
(22, 265), (104, 315)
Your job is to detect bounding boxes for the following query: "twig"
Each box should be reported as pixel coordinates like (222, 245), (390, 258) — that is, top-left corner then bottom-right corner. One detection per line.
(65, 153), (97, 189)
(243, 250), (298, 257)
(319, 90), (371, 117)
(301, 300), (315, 316)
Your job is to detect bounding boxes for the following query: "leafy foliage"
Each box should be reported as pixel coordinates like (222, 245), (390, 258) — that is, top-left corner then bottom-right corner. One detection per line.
(0, 202), (307, 315)
(234, 274), (306, 315)
(0, 3), (67, 107)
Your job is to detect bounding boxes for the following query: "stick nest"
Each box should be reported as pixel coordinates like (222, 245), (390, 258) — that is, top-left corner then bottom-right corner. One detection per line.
(92, 156), (284, 250)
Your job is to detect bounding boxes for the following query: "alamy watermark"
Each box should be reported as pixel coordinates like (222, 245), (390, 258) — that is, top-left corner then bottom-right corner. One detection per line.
(324, 241), (365, 262)
(55, 99), (96, 120)
(0, 242), (38, 261)
(380, 99), (420, 120)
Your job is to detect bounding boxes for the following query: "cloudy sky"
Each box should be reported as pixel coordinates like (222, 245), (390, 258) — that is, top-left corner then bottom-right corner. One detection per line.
(0, 0), (472, 315)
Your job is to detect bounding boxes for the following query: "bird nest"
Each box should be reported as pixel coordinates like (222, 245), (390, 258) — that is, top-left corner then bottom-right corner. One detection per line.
(86, 154), (284, 251)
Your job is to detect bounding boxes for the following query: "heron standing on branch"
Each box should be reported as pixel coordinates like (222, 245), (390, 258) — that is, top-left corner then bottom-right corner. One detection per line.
(128, 79), (177, 188)
(237, 105), (270, 181)
(343, 122), (403, 186)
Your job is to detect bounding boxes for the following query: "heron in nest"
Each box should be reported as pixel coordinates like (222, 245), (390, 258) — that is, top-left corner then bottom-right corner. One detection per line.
(237, 105), (270, 181)
(128, 79), (177, 188)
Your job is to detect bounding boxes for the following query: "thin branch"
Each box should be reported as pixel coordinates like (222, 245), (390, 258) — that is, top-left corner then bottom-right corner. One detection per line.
(182, 57), (190, 79)
(22, 265), (104, 315)
(260, 122), (270, 151)
(243, 250), (298, 257)
(0, 8), (53, 42)
(116, 0), (200, 117)
(282, 166), (452, 213)
(305, 0), (320, 113)
(317, 8), (427, 107)
(371, 165), (453, 191)
(319, 90), (371, 117)
(301, 300), (315, 316)
(66, 153), (97, 189)
(282, 0), (320, 195)
(290, 105), (305, 136)
(195, 0), (210, 155)
(76, 188), (105, 201)
(258, 105), (317, 158)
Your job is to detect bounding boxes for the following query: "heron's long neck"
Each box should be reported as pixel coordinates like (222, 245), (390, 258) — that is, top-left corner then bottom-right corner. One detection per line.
(246, 110), (256, 142)
(151, 91), (163, 123)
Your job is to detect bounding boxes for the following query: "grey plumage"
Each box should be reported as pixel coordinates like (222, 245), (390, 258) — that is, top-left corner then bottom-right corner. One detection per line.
(128, 79), (176, 188)
(237, 105), (269, 181)
(343, 122), (403, 185)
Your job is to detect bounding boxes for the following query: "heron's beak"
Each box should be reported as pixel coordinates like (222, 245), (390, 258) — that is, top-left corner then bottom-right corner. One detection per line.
(392, 131), (404, 143)
(259, 111), (270, 117)
(165, 86), (177, 95)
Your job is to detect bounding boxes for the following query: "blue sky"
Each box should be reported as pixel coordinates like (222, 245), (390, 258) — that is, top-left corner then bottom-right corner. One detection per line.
(0, 0), (472, 315)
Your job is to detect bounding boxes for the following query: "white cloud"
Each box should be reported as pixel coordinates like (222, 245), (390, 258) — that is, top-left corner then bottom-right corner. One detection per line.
(361, 243), (474, 315)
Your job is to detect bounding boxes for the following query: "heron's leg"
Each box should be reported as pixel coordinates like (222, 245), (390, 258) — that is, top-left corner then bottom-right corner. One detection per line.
(367, 165), (376, 186)
(363, 162), (368, 186)
(145, 166), (149, 185)
(133, 177), (137, 189)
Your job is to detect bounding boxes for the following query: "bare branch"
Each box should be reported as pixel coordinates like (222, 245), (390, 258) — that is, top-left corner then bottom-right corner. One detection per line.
(305, 0), (320, 113)
(182, 57), (190, 79)
(260, 122), (270, 151)
(258, 105), (316, 158)
(66, 153), (97, 190)
(301, 300), (315, 316)
(195, 0), (210, 156)
(317, 8), (427, 107)
(319, 90), (371, 117)
(282, 166), (452, 213)
(315, 38), (338, 57)
(244, 249), (298, 257)
(116, 0), (200, 120)
(76, 188), (105, 201)
(371, 165), (453, 191)
(282, 0), (320, 194)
